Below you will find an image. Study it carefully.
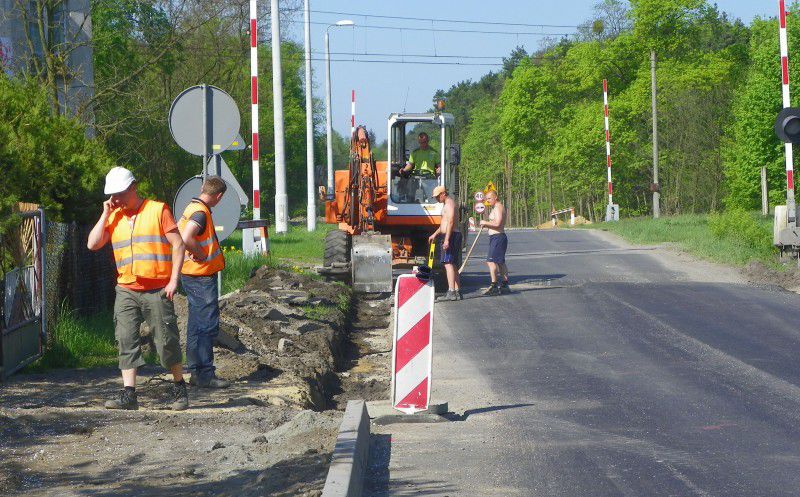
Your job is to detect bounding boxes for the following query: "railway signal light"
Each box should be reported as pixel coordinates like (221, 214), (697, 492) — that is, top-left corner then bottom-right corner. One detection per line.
(775, 107), (800, 144)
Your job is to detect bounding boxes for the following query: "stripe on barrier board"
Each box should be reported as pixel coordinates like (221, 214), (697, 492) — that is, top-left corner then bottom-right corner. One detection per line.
(396, 288), (431, 340)
(395, 312), (431, 372)
(397, 276), (425, 308)
(394, 345), (430, 401)
(396, 377), (429, 409)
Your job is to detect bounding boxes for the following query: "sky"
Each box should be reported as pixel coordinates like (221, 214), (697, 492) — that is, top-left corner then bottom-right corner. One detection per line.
(280, 1), (774, 143)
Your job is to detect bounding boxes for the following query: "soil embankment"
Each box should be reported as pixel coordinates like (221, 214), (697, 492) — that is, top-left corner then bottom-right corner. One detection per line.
(0, 265), (393, 497)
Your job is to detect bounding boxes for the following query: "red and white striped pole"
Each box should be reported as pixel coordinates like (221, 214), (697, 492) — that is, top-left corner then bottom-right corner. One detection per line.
(780, 0), (796, 221)
(351, 89), (356, 140)
(603, 79), (613, 206)
(250, 0), (260, 222)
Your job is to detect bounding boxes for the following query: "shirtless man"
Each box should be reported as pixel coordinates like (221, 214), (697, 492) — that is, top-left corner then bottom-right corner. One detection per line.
(428, 185), (462, 301)
(480, 190), (510, 296)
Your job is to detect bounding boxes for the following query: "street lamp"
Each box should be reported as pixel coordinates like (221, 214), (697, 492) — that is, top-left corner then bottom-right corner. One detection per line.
(325, 19), (354, 200)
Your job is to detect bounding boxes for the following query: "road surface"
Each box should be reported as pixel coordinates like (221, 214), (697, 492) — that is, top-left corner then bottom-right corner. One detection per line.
(367, 228), (800, 496)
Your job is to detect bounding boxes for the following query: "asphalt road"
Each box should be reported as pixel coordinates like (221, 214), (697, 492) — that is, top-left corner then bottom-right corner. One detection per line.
(366, 228), (800, 496)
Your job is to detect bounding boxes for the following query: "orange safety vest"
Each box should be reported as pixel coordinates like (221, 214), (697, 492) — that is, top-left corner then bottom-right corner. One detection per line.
(179, 199), (225, 276)
(108, 200), (173, 283)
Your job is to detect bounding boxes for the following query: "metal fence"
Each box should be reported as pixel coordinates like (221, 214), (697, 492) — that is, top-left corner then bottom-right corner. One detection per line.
(44, 221), (117, 326)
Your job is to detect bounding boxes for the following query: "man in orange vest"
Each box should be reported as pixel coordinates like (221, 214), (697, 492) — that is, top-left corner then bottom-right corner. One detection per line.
(178, 176), (229, 389)
(87, 167), (189, 411)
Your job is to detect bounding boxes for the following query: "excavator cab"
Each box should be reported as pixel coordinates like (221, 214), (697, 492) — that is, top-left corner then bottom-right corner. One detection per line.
(387, 112), (457, 218)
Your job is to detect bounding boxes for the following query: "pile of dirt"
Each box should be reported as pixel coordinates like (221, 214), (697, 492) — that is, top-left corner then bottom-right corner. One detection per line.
(742, 260), (800, 293)
(0, 264), (394, 497)
(536, 215), (592, 230)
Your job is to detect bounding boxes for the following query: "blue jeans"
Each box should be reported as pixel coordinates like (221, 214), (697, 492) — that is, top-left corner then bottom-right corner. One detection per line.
(180, 274), (219, 383)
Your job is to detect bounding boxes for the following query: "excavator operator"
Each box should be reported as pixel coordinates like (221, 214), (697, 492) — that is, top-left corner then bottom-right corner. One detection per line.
(400, 132), (440, 177)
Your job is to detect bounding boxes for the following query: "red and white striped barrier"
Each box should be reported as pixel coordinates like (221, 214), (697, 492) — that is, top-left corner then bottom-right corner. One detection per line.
(780, 0), (795, 194)
(603, 79), (613, 204)
(391, 274), (435, 414)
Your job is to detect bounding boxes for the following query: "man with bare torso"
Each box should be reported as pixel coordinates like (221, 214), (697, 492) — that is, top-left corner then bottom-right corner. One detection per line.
(480, 190), (510, 296)
(428, 185), (462, 301)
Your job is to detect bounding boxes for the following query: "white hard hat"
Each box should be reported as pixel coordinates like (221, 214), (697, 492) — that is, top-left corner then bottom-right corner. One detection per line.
(104, 167), (136, 195)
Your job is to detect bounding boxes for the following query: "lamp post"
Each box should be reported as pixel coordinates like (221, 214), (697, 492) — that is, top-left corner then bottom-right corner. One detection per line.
(304, 0), (315, 231)
(325, 19), (354, 200)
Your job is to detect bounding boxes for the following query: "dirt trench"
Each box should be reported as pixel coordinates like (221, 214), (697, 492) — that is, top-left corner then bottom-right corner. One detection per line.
(0, 265), (393, 497)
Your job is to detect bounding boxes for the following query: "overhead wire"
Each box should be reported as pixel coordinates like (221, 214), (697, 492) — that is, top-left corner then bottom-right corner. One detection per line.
(288, 8), (581, 29)
(303, 20), (574, 37)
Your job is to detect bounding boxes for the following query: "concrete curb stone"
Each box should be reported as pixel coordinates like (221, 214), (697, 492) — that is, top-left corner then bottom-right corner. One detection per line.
(321, 400), (370, 497)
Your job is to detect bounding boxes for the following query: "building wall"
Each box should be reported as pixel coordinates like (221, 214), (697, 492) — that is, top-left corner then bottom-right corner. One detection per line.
(0, 0), (95, 122)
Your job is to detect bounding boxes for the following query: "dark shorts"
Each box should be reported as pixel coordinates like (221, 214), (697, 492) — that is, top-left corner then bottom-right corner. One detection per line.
(487, 233), (508, 264)
(439, 231), (462, 266)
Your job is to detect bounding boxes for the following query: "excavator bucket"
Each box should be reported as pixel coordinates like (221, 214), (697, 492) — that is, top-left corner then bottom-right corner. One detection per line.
(351, 233), (392, 293)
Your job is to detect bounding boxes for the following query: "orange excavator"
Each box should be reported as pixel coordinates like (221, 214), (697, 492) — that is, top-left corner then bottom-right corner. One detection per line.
(321, 104), (464, 292)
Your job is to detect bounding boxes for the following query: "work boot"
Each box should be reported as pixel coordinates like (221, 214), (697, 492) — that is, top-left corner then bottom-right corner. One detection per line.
(500, 282), (511, 295)
(190, 375), (230, 389)
(483, 284), (500, 297)
(170, 381), (189, 411)
(105, 388), (138, 410)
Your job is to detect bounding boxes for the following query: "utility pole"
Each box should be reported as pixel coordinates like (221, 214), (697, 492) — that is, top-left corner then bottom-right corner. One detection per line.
(650, 50), (660, 219)
(762, 166), (769, 216)
(271, 0), (288, 233)
(303, 0), (315, 231)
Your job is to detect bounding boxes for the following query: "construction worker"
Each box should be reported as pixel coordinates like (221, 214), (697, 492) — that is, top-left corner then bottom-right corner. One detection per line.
(480, 190), (510, 296)
(402, 132), (441, 177)
(87, 166), (188, 411)
(178, 176), (230, 389)
(428, 186), (462, 301)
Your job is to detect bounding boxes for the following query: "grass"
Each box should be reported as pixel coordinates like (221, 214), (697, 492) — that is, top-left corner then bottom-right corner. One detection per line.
(25, 224), (337, 371)
(592, 211), (778, 268)
(220, 223), (334, 264)
(26, 307), (118, 371)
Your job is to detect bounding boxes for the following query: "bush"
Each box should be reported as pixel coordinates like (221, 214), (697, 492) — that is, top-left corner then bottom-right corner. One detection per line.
(708, 209), (773, 253)
(0, 75), (115, 230)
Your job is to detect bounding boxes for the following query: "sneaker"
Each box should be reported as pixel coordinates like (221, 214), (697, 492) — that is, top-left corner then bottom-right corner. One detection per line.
(483, 284), (500, 297)
(455, 290), (464, 300)
(190, 376), (231, 389)
(500, 283), (511, 295)
(170, 381), (189, 411)
(105, 388), (138, 410)
(437, 290), (458, 302)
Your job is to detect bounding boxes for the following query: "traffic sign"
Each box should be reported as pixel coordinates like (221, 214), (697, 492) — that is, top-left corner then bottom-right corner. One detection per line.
(173, 176), (241, 242)
(206, 155), (249, 206)
(169, 85), (241, 156)
(484, 181), (496, 194)
(474, 191), (484, 202)
(474, 202), (485, 214)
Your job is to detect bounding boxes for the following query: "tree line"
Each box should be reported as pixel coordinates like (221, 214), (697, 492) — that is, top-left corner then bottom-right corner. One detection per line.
(439, 0), (793, 226)
(1, 0), (354, 227)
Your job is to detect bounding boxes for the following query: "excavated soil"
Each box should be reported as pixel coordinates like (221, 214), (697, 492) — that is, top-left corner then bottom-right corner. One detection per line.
(0, 266), (394, 497)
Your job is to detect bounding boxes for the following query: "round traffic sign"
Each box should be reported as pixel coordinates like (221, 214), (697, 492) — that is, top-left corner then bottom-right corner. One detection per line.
(474, 191), (485, 202)
(173, 176), (241, 242)
(474, 202), (485, 214)
(169, 85), (241, 156)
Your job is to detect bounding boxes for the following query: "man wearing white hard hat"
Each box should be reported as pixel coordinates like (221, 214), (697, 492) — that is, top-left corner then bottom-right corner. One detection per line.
(87, 166), (189, 411)
(427, 185), (462, 301)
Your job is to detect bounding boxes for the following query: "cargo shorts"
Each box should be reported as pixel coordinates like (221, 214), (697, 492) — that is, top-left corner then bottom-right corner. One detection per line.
(114, 285), (182, 370)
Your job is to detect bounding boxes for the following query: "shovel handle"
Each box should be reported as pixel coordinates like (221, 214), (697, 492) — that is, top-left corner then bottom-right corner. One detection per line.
(459, 227), (484, 274)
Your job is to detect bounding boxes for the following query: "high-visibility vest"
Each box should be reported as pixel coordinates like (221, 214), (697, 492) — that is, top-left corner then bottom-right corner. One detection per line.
(108, 200), (172, 283)
(179, 199), (225, 276)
